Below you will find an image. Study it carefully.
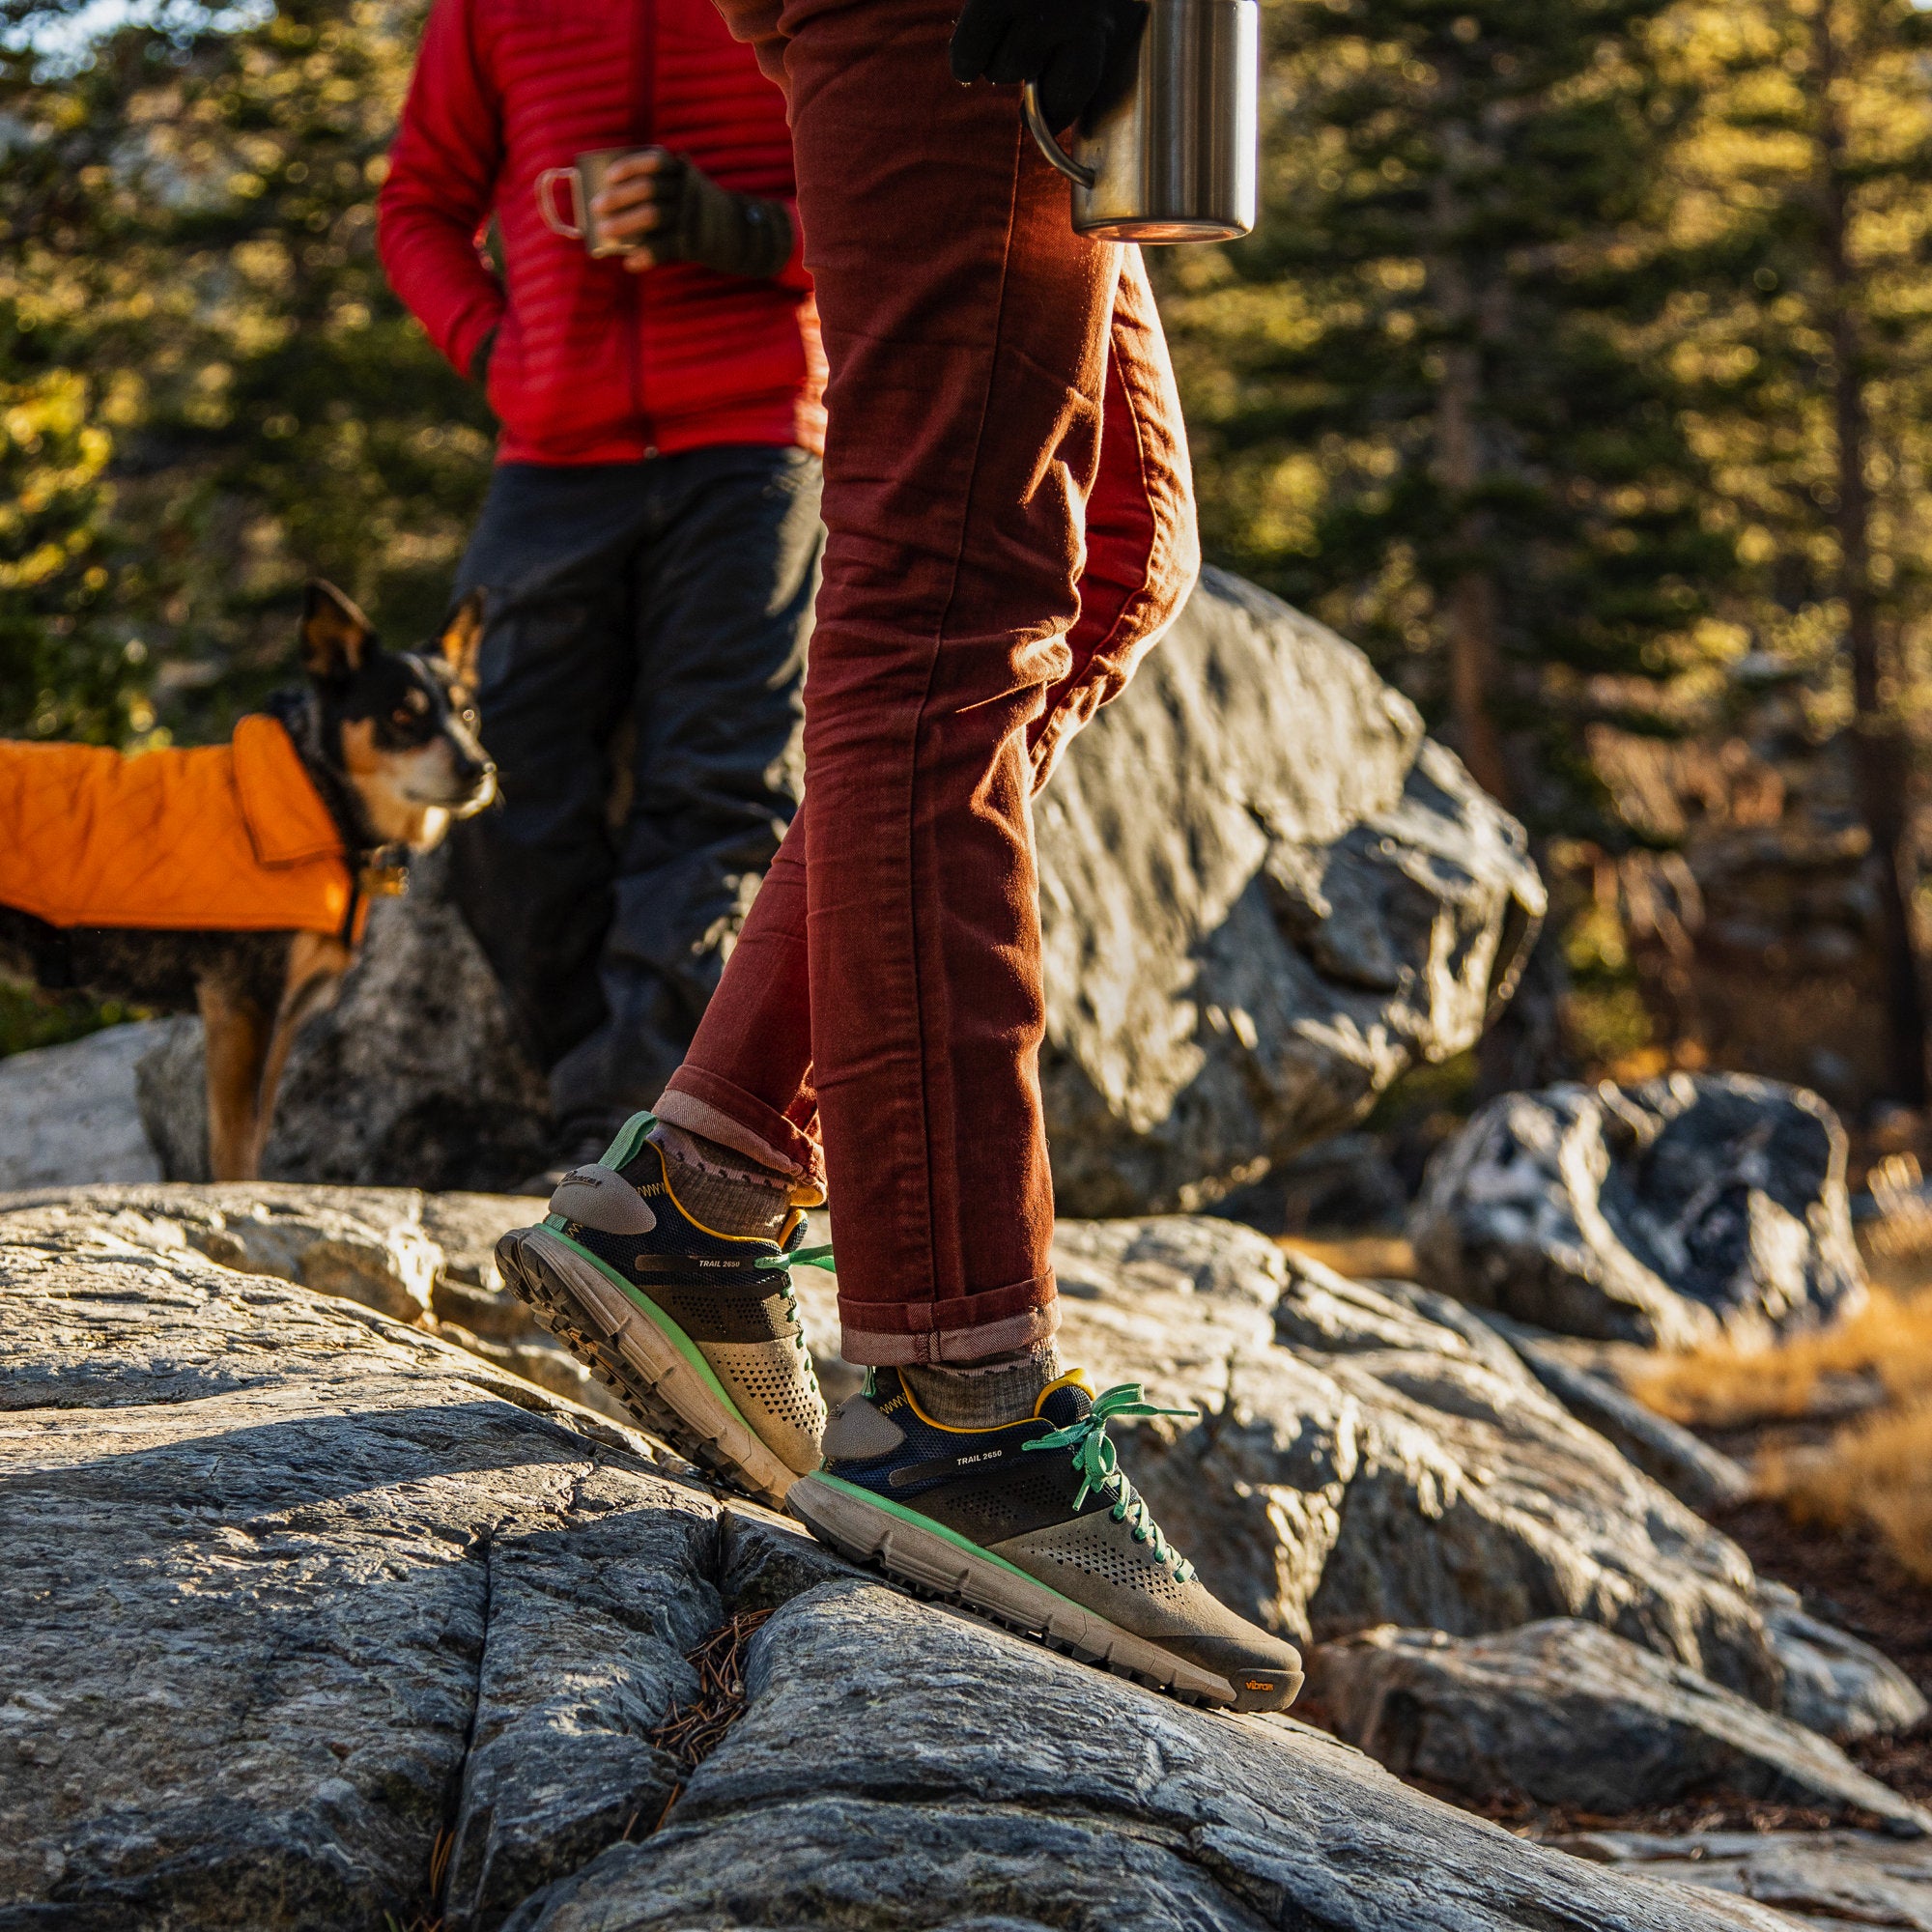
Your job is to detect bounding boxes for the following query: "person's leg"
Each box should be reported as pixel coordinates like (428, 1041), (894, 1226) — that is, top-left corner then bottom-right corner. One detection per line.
(689, 0), (1300, 1713)
(497, 21), (1117, 1482)
(653, 805), (822, 1187)
(489, 448), (830, 1499)
(447, 463), (650, 1119)
(692, 0), (1122, 1375)
(543, 443), (822, 1141)
(654, 246), (1199, 1220)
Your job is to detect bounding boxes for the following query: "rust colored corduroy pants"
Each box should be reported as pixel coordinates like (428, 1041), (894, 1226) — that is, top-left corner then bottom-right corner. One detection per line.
(655, 0), (1200, 1363)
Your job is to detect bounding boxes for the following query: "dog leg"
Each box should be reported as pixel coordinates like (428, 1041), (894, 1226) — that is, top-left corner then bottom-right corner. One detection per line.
(252, 934), (351, 1173)
(199, 982), (270, 1182)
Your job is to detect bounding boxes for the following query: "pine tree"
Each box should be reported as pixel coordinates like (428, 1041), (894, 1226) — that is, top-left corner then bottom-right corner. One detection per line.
(1661, 0), (1932, 1100)
(0, 308), (143, 742)
(1157, 0), (1736, 839)
(0, 0), (493, 747)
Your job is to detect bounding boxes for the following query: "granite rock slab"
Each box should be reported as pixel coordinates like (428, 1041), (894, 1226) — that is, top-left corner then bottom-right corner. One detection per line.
(1, 1194), (1801, 1932)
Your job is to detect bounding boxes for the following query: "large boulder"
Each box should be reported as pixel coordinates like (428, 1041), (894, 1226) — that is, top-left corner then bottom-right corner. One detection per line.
(1308, 1620), (1929, 1831)
(0, 1018), (176, 1189)
(1479, 1315), (1751, 1514)
(515, 1582), (1770, 1932)
(0, 1179), (440, 1320)
(2, 1197), (1779, 1932)
(0, 1180), (632, 1423)
(1408, 1073), (1866, 1349)
(1751, 1586), (1930, 1746)
(1033, 567), (1544, 1212)
(134, 567), (1544, 1207)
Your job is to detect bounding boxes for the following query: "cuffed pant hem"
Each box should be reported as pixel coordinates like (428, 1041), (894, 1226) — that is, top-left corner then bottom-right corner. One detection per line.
(656, 1071), (825, 1193)
(838, 1273), (1060, 1366)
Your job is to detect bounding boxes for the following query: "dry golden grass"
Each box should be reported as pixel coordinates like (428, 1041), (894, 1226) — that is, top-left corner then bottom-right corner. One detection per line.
(1625, 1155), (1932, 1577)
(1281, 1235), (1416, 1281)
(1761, 1405), (1932, 1584)
(1624, 1287), (1932, 1429)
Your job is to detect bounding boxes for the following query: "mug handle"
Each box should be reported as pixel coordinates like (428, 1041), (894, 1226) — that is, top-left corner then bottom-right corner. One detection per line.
(1021, 83), (1097, 189)
(536, 166), (584, 240)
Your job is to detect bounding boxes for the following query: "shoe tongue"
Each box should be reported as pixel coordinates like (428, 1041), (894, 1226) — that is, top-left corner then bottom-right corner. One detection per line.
(1036, 1379), (1093, 1428)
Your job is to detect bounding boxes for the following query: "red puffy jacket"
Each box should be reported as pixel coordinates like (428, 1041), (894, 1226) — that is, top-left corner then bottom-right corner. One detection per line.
(378, 0), (826, 465)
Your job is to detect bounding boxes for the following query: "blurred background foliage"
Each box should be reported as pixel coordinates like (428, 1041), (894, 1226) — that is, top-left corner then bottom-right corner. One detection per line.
(1154, 0), (1932, 1113)
(3, 0), (1932, 1110)
(0, 0), (491, 759)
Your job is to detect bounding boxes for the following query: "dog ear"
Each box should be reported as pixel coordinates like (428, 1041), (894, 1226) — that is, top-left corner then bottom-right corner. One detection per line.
(438, 590), (486, 688)
(300, 580), (375, 683)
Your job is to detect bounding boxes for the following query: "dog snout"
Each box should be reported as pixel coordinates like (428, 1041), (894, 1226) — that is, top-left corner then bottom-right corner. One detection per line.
(456, 757), (499, 816)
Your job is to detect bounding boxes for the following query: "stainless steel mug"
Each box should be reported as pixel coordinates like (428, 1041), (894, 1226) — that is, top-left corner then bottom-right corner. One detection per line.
(536, 147), (657, 258)
(1021, 0), (1259, 242)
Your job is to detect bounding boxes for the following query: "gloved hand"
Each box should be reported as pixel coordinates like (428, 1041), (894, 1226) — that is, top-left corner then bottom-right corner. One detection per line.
(590, 150), (795, 280)
(950, 0), (1148, 133)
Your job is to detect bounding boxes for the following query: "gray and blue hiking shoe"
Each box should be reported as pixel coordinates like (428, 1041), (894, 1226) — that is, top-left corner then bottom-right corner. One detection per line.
(787, 1369), (1303, 1711)
(495, 1111), (831, 1508)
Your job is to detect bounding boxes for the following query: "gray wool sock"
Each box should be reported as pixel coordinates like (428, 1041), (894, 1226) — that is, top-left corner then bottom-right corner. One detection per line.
(646, 1121), (791, 1240)
(902, 1343), (1062, 1428)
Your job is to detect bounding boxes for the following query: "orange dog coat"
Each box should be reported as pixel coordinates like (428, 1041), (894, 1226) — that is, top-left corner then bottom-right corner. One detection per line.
(0, 714), (367, 940)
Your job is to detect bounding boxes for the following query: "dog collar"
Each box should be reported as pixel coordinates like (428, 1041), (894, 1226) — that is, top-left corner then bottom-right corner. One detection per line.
(356, 843), (412, 898)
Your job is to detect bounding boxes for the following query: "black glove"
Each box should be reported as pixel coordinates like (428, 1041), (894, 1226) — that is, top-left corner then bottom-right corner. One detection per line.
(652, 156), (795, 281)
(950, 0), (1148, 133)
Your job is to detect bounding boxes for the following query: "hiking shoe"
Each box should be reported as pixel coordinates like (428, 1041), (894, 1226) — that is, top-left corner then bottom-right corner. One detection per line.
(495, 1111), (830, 1508)
(786, 1370), (1303, 1711)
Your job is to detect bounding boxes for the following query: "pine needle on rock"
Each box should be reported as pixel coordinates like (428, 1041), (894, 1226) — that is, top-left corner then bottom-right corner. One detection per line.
(645, 1607), (775, 1828)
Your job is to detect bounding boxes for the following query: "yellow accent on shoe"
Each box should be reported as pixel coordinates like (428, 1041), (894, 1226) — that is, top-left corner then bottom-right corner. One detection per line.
(895, 1375), (1013, 1435)
(895, 1363), (1088, 1435)
(1034, 1368), (1094, 1416)
(647, 1141), (790, 1249)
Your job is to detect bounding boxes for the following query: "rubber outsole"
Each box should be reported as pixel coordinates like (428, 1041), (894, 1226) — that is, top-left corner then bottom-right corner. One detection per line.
(496, 1224), (801, 1510)
(787, 1472), (1304, 1714)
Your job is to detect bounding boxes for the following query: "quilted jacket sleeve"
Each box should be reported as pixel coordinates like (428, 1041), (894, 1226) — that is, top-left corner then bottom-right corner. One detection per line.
(377, 0), (507, 380)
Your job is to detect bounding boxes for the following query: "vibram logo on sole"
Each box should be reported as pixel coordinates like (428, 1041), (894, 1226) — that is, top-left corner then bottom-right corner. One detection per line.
(1243, 1680), (1275, 1691)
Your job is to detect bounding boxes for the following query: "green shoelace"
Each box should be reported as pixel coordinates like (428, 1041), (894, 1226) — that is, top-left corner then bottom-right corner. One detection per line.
(1023, 1382), (1198, 1582)
(747, 1244), (836, 1365)
(753, 1245), (837, 1272)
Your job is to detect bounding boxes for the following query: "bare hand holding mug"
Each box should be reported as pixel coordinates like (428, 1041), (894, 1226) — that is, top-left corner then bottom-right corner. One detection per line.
(537, 147), (794, 280)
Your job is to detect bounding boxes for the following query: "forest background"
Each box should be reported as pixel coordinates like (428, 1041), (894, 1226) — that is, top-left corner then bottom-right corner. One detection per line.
(4, 0), (1931, 1135)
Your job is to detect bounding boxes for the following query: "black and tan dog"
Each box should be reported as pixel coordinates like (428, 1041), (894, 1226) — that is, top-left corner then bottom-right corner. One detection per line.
(0, 582), (496, 1179)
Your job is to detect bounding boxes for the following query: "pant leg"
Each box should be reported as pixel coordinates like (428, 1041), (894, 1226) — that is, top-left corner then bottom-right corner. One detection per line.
(1030, 246), (1201, 786)
(664, 263), (1197, 1208)
(658, 802), (824, 1186)
(546, 444), (822, 1136)
(668, 0), (1126, 1366)
(448, 463), (652, 1077)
